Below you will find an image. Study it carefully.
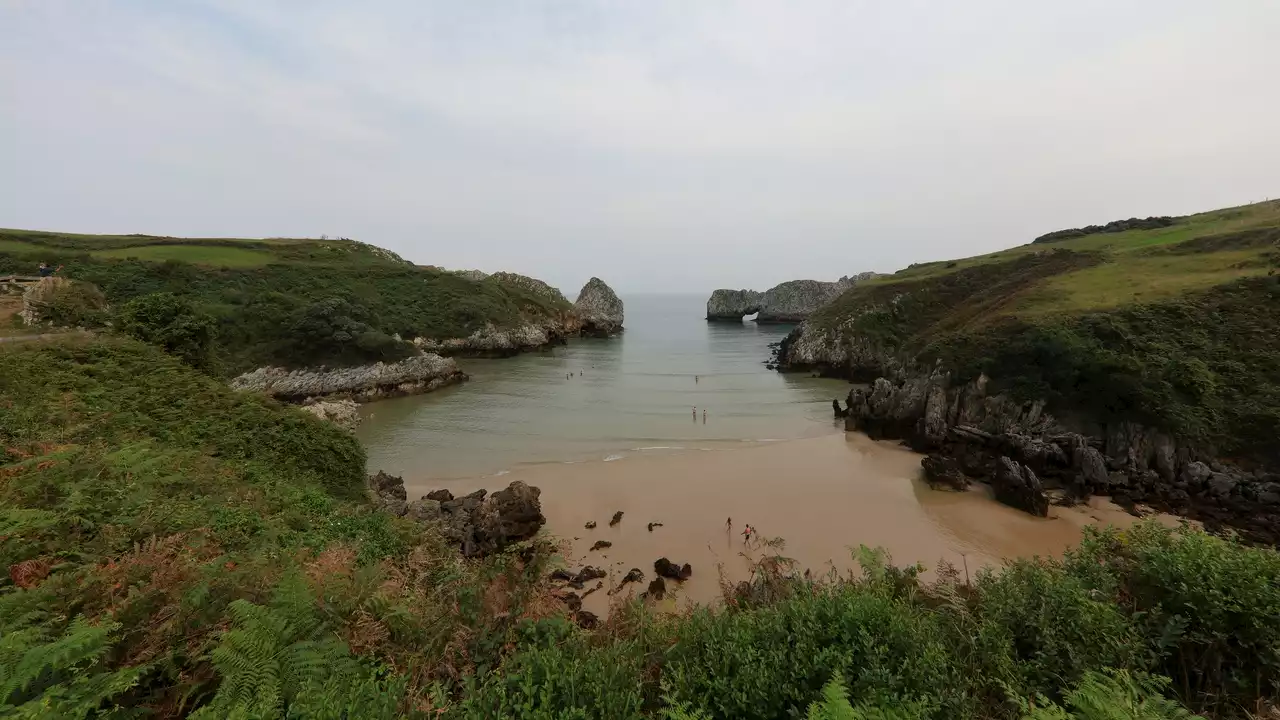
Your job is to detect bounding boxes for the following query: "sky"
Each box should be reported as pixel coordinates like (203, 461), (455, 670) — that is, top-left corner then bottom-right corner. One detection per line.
(2, 1), (1278, 294)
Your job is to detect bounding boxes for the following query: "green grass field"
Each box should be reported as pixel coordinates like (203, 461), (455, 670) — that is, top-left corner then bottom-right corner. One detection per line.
(92, 243), (274, 267)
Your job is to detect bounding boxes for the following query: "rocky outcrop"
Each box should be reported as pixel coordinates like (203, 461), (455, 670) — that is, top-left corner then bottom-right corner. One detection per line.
(706, 273), (878, 322)
(573, 277), (624, 336)
(841, 369), (1280, 544)
(706, 289), (764, 320)
(412, 323), (578, 357)
(300, 399), (361, 432)
(231, 353), (466, 402)
(20, 277), (108, 327)
(367, 474), (546, 557)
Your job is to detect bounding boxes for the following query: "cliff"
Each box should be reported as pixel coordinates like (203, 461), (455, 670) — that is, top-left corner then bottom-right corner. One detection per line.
(573, 277), (624, 336)
(788, 199), (1280, 540)
(706, 273), (878, 322)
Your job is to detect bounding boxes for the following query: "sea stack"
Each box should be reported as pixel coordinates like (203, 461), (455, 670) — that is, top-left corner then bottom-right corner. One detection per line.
(705, 273), (878, 322)
(574, 277), (624, 336)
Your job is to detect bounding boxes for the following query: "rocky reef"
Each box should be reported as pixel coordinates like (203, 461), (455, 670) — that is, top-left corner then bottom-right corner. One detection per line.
(706, 273), (878, 322)
(230, 353), (466, 402)
(837, 369), (1280, 544)
(573, 277), (624, 336)
(413, 322), (578, 357)
(367, 472), (546, 557)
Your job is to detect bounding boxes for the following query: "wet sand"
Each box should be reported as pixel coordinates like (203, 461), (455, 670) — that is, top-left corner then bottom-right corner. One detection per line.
(408, 433), (1159, 616)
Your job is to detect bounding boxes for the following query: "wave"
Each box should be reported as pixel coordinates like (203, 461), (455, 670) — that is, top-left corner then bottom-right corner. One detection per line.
(632, 446), (686, 451)
(603, 454), (626, 462)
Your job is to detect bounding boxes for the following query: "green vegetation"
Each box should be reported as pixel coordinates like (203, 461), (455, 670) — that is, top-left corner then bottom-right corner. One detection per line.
(3, 336), (1278, 718)
(805, 200), (1280, 464)
(0, 228), (574, 373)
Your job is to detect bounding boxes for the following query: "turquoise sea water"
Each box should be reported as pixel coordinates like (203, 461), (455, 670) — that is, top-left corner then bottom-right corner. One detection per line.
(355, 294), (850, 481)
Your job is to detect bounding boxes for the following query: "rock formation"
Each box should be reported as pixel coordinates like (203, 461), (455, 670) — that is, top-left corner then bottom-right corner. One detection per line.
(705, 289), (764, 320)
(705, 273), (878, 322)
(413, 271), (584, 356)
(20, 277), (108, 326)
(489, 272), (571, 305)
(574, 277), (624, 336)
(231, 353), (466, 402)
(366, 474), (546, 557)
(839, 369), (1280, 543)
(300, 399), (362, 431)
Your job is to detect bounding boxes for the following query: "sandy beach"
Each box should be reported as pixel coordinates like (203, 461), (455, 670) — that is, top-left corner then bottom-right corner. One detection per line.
(408, 432), (1161, 615)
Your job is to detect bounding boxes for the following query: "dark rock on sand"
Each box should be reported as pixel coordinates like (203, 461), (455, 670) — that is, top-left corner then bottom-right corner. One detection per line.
(921, 453), (969, 491)
(367, 473), (545, 557)
(426, 489), (453, 502)
(647, 522), (663, 532)
(575, 610), (599, 629)
(589, 540), (612, 552)
(609, 511), (624, 526)
(584, 521), (597, 529)
(556, 591), (582, 612)
(833, 398), (848, 418)
(993, 456), (1050, 517)
(644, 577), (667, 601)
(550, 565), (608, 590)
(654, 557), (693, 581)
(609, 568), (645, 595)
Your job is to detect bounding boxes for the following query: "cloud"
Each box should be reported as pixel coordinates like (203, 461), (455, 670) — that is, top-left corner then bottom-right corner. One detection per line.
(2, 0), (1277, 292)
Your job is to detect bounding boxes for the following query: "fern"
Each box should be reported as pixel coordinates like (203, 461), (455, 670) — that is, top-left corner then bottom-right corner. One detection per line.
(804, 677), (929, 720)
(0, 615), (148, 719)
(192, 575), (408, 719)
(1020, 670), (1204, 720)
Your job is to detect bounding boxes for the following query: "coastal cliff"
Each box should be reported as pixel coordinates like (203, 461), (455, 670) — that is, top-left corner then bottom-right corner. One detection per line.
(573, 277), (624, 336)
(706, 273), (878, 322)
(787, 200), (1280, 541)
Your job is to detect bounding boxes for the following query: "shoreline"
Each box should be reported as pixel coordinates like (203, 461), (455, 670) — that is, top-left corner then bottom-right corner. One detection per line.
(405, 432), (1171, 616)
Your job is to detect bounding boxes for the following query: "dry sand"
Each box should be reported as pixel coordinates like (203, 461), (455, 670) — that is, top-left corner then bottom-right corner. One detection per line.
(408, 432), (1165, 616)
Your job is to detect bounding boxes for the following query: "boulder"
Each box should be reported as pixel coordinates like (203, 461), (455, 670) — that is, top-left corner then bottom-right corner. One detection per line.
(609, 511), (624, 526)
(369, 473), (545, 557)
(589, 540), (612, 552)
(574, 277), (624, 336)
(300, 399), (362, 432)
(654, 557), (692, 581)
(644, 576), (667, 601)
(367, 471), (408, 516)
(992, 456), (1049, 517)
(921, 454), (968, 491)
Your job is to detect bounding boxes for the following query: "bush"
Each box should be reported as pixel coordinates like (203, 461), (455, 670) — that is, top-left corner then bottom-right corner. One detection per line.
(117, 292), (218, 370)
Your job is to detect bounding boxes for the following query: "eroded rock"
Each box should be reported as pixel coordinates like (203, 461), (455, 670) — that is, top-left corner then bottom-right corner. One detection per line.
(232, 354), (467, 402)
(574, 277), (624, 336)
(366, 473), (545, 557)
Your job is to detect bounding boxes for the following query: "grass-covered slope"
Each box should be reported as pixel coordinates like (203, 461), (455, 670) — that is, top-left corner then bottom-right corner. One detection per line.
(3, 337), (1279, 718)
(0, 229), (575, 373)
(792, 199), (1280, 464)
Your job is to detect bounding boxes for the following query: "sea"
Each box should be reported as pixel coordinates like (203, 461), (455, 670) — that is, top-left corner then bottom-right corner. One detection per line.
(356, 293), (850, 481)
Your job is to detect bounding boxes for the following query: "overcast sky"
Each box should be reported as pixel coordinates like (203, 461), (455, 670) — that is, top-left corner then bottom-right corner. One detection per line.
(2, 1), (1277, 293)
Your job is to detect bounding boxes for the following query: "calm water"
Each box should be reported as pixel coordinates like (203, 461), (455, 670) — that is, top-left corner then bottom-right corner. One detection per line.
(356, 294), (850, 480)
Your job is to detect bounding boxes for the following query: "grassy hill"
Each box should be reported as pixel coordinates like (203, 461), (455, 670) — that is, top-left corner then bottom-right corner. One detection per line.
(0, 229), (575, 374)
(794, 199), (1280, 465)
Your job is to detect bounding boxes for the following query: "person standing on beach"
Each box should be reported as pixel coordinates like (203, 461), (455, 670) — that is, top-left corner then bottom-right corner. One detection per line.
(702, 409), (706, 424)
(692, 406), (697, 420)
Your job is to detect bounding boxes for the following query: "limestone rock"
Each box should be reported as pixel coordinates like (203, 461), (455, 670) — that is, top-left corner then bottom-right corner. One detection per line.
(705, 273), (879, 323)
(20, 277), (107, 326)
(231, 354), (466, 402)
(300, 399), (361, 432)
(992, 456), (1050, 517)
(922, 454), (969, 491)
(366, 473), (545, 557)
(706, 289), (764, 320)
(574, 277), (624, 336)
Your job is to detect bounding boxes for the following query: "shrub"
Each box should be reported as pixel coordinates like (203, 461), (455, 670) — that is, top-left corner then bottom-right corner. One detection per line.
(117, 292), (218, 370)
